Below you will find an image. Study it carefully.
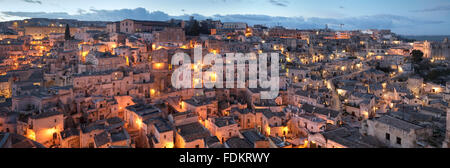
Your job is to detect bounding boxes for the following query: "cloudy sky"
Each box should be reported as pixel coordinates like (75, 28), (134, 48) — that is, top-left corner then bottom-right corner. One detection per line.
(0, 0), (449, 35)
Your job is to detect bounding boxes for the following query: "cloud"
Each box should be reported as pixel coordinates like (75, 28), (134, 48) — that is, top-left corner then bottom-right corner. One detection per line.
(22, 0), (42, 4)
(1, 8), (445, 34)
(77, 9), (87, 15)
(268, 0), (289, 7)
(2, 7), (170, 21)
(410, 5), (450, 12)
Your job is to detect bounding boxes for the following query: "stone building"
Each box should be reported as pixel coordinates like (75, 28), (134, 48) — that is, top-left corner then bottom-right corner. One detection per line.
(175, 122), (211, 148)
(364, 115), (432, 148)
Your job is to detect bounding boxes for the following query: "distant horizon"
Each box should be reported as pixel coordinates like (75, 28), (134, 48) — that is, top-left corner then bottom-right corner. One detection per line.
(2, 16), (450, 37)
(0, 0), (449, 35)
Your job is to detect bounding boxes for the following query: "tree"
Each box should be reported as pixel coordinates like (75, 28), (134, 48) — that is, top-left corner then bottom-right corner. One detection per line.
(199, 21), (210, 35)
(64, 24), (72, 40)
(411, 50), (424, 64)
(186, 20), (200, 36)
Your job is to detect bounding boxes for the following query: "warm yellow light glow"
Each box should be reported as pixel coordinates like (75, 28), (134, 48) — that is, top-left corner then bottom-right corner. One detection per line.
(47, 128), (57, 135)
(266, 127), (271, 136)
(432, 87), (441, 93)
(125, 56), (130, 66)
(356, 63), (362, 68)
(136, 117), (143, 129)
(153, 63), (164, 69)
(363, 111), (369, 118)
(210, 72), (217, 82)
(286, 57), (292, 62)
(165, 142), (174, 148)
(209, 49), (218, 55)
(81, 51), (89, 63)
(179, 101), (185, 110)
(337, 89), (345, 96)
(283, 127), (289, 135)
(150, 89), (156, 95)
(302, 140), (309, 148)
(193, 78), (201, 86)
(192, 63), (200, 72)
(26, 130), (36, 141)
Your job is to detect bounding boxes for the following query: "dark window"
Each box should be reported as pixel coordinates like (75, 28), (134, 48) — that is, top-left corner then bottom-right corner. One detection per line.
(386, 133), (390, 140)
(396, 137), (402, 145)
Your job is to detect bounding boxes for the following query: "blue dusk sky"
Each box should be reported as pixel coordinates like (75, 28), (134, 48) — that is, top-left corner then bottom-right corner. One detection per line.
(0, 0), (449, 35)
